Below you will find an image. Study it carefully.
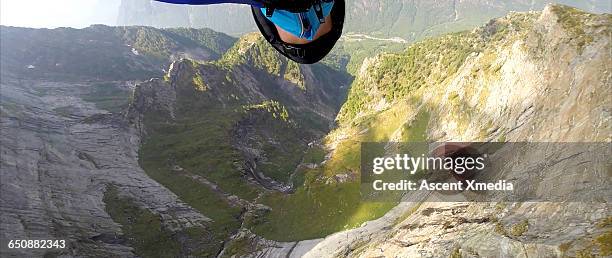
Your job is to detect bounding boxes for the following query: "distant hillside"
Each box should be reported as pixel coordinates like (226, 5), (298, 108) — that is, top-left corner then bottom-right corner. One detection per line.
(344, 0), (610, 40)
(117, 0), (256, 36)
(116, 0), (610, 39)
(0, 25), (235, 80)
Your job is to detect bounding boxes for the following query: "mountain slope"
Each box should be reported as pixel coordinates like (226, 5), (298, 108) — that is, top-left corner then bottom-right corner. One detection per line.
(0, 25), (351, 256)
(0, 25), (233, 257)
(1, 3), (609, 258)
(116, 0), (611, 39)
(117, 0), (256, 36)
(345, 0), (610, 40)
(126, 33), (352, 256)
(0, 25), (235, 80)
(125, 6), (610, 257)
(0, 71), (216, 257)
(296, 4), (611, 257)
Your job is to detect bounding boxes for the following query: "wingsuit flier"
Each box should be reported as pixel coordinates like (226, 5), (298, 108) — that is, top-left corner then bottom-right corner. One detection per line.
(155, 0), (345, 64)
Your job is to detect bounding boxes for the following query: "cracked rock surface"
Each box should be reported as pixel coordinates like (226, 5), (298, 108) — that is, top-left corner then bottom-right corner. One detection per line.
(0, 77), (210, 257)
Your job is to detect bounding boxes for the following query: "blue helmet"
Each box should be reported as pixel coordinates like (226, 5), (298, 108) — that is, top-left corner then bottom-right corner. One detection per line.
(252, 0), (344, 64)
(155, 0), (345, 64)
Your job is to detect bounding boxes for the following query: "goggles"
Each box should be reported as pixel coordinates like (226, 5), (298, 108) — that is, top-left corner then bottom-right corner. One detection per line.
(261, 1), (334, 40)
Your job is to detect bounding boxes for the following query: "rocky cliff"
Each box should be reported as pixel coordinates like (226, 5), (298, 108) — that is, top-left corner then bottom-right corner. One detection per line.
(1, 3), (610, 258)
(127, 4), (610, 258)
(0, 24), (351, 255)
(125, 33), (352, 256)
(0, 25), (235, 81)
(0, 77), (219, 256)
(297, 4), (611, 257)
(0, 25), (236, 257)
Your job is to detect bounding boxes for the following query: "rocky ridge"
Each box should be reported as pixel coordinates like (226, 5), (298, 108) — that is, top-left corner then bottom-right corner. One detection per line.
(124, 33), (352, 256)
(117, 0), (611, 39)
(0, 4), (610, 257)
(299, 4), (611, 257)
(0, 77), (212, 256)
(0, 25), (235, 81)
(207, 4), (611, 258)
(0, 24), (236, 257)
(212, 5), (611, 257)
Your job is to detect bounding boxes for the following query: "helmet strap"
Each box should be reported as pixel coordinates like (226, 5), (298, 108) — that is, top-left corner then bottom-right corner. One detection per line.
(314, 2), (325, 23)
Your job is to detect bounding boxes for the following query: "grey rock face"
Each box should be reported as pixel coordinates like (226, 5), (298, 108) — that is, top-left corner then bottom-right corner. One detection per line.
(0, 77), (209, 257)
(300, 5), (612, 258)
(1, 4), (609, 258)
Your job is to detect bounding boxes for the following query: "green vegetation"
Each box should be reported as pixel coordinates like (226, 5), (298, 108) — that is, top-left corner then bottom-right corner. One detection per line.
(137, 37), (351, 246)
(336, 9), (549, 126)
(324, 39), (408, 75)
(142, 110), (260, 200)
(138, 61), (259, 254)
(81, 83), (130, 113)
(251, 140), (404, 239)
(134, 6), (606, 251)
(338, 32), (484, 123)
(165, 27), (236, 54)
(219, 33), (283, 75)
(493, 219), (529, 238)
(192, 71), (209, 91)
(250, 103), (430, 240)
(0, 25), (236, 81)
(103, 186), (183, 257)
(494, 221), (507, 235)
(250, 182), (396, 240)
(597, 217), (612, 228)
(550, 5), (595, 52)
(284, 61), (306, 90)
(6, 5), (607, 256)
(244, 112), (307, 182)
(576, 249), (596, 258)
(142, 59), (424, 242)
(116, 26), (235, 61)
(104, 185), (232, 256)
(596, 231), (612, 256)
(245, 100), (290, 122)
(401, 109), (430, 142)
(221, 235), (258, 257)
(509, 220), (529, 237)
(302, 146), (327, 164)
(140, 112), (248, 255)
(450, 247), (463, 258)
(557, 200), (612, 256)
